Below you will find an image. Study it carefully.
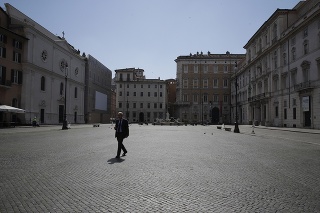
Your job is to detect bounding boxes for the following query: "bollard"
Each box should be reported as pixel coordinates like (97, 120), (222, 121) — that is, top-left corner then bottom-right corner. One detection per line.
(251, 124), (255, 134)
(222, 123), (225, 129)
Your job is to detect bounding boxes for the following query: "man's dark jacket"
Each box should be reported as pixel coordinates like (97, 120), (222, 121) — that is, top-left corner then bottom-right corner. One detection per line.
(115, 119), (129, 138)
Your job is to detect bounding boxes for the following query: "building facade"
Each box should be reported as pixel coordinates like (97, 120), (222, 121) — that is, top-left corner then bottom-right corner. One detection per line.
(175, 52), (245, 124)
(165, 79), (177, 119)
(84, 54), (112, 124)
(5, 3), (86, 124)
(232, 0), (320, 129)
(115, 68), (167, 123)
(0, 6), (28, 126)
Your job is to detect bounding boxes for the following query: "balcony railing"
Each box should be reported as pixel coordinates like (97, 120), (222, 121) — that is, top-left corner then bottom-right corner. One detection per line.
(174, 101), (190, 106)
(248, 92), (270, 102)
(0, 80), (12, 88)
(294, 81), (314, 91)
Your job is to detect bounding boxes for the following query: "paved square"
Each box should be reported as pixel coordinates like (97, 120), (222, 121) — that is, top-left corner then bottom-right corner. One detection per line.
(1, 124), (320, 212)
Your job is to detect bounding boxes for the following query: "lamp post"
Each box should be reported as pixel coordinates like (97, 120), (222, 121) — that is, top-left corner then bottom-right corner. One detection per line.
(234, 62), (240, 133)
(62, 64), (68, 130)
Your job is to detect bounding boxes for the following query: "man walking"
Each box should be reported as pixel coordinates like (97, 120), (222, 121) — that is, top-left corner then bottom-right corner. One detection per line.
(114, 112), (129, 158)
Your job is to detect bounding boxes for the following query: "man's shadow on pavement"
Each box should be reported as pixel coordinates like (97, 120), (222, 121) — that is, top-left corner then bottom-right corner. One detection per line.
(107, 157), (125, 164)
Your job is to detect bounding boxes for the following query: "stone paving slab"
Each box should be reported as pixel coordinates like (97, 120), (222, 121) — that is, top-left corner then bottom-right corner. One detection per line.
(1, 124), (320, 212)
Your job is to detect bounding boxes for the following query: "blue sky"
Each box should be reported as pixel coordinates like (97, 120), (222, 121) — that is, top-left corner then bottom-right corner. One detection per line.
(2, 0), (300, 79)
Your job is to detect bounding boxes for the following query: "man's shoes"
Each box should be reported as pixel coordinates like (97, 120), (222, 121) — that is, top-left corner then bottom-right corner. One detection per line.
(115, 156), (120, 159)
(121, 152), (127, 157)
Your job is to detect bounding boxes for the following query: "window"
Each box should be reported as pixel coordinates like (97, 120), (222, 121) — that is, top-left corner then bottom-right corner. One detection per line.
(273, 51), (277, 68)
(160, 103), (163, 109)
(13, 51), (21, 63)
(155, 85), (157, 88)
(283, 53), (287, 65)
(273, 23), (278, 40)
(11, 70), (22, 84)
(213, 79), (218, 88)
(0, 34), (7, 43)
(0, 66), (6, 85)
(119, 91), (122, 96)
(183, 65), (188, 73)
(183, 94), (188, 102)
(147, 103), (150, 108)
(154, 103), (157, 108)
(148, 85), (150, 88)
(203, 94), (208, 103)
(134, 92), (136, 96)
(193, 79), (198, 88)
(193, 94), (198, 103)
(60, 82), (64, 95)
(291, 71), (297, 85)
(183, 79), (188, 88)
(275, 106), (279, 117)
(291, 47), (296, 61)
(303, 68), (309, 82)
(203, 79), (208, 88)
(119, 84), (122, 88)
(160, 85), (163, 89)
(223, 79), (228, 88)
(141, 84), (143, 88)
(223, 95), (228, 103)
(194, 65), (198, 73)
(273, 77), (278, 91)
(13, 40), (22, 49)
(293, 108), (296, 119)
(119, 102), (122, 108)
(148, 92), (150, 97)
(284, 108), (287, 119)
(303, 27), (308, 38)
(133, 103), (136, 108)
(0, 47), (6, 58)
(140, 92), (143, 97)
(119, 74), (123, 81)
(214, 65), (218, 73)
(41, 76), (45, 91)
(127, 91), (129, 96)
(75, 87), (78, 98)
(140, 103), (143, 108)
(12, 98), (18, 107)
(127, 74), (130, 81)
(134, 84), (136, 88)
(303, 40), (309, 55)
(154, 92), (157, 97)
(281, 75), (287, 90)
(203, 65), (208, 73)
(224, 65), (228, 73)
(160, 92), (162, 97)
(291, 36), (296, 46)
(213, 95), (219, 103)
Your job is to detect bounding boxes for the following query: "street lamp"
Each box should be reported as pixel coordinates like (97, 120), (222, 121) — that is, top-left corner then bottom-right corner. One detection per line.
(234, 62), (240, 133)
(62, 64), (68, 130)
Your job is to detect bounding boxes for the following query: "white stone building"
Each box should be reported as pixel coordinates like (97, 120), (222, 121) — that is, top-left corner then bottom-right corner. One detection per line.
(231, 0), (320, 129)
(5, 4), (86, 124)
(115, 68), (167, 123)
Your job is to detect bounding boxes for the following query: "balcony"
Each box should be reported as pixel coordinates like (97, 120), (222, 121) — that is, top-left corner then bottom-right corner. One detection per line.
(174, 101), (190, 106)
(294, 81), (315, 92)
(0, 80), (12, 88)
(248, 92), (270, 102)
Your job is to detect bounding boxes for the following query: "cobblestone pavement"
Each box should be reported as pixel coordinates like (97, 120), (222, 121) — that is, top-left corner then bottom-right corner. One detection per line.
(0, 124), (320, 212)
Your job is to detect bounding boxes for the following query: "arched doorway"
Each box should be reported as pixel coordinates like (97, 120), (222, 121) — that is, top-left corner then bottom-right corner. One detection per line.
(139, 112), (144, 123)
(211, 107), (219, 124)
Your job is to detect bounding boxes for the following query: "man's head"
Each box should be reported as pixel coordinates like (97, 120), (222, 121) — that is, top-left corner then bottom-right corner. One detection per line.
(118, 112), (123, 119)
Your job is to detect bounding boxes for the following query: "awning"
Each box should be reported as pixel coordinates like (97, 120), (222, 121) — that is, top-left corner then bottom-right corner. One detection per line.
(0, 105), (26, 113)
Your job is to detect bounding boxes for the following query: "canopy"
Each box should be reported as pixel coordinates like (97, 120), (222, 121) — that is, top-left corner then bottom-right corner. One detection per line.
(0, 105), (26, 113)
